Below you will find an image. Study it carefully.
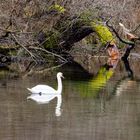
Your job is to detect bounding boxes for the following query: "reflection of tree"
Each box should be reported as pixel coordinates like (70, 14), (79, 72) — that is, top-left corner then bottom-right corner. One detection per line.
(75, 57), (119, 98)
(122, 57), (133, 78)
(74, 50), (134, 99)
(115, 78), (135, 96)
(90, 57), (134, 111)
(114, 58), (134, 96)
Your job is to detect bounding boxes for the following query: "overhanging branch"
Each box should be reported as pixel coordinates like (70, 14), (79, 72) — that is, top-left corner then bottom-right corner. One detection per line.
(106, 19), (135, 45)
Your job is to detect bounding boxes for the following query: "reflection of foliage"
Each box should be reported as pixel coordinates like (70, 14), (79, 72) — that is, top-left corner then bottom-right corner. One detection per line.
(0, 69), (9, 78)
(75, 67), (114, 98)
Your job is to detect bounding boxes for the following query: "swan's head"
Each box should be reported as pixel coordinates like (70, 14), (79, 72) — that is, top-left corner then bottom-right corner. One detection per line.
(57, 72), (64, 79)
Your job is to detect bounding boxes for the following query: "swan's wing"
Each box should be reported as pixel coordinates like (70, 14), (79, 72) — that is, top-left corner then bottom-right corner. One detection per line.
(27, 85), (56, 94)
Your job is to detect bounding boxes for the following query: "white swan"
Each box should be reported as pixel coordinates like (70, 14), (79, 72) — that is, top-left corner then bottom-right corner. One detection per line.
(27, 72), (64, 94)
(27, 94), (62, 116)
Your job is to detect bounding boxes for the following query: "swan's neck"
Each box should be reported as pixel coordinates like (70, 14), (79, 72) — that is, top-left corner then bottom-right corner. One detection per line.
(57, 76), (62, 94)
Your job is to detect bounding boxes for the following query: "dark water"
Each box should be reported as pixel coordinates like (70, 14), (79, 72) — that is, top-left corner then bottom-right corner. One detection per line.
(0, 58), (140, 140)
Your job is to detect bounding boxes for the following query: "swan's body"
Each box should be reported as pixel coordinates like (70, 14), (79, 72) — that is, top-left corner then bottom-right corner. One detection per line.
(27, 72), (64, 94)
(27, 85), (56, 94)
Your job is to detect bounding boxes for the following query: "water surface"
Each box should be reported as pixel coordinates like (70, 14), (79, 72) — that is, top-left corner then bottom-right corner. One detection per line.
(0, 58), (140, 140)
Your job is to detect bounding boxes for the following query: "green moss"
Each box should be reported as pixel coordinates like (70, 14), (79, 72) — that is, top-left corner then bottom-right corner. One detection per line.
(90, 22), (115, 45)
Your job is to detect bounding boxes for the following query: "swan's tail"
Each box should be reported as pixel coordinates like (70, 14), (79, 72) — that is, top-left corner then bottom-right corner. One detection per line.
(27, 88), (32, 93)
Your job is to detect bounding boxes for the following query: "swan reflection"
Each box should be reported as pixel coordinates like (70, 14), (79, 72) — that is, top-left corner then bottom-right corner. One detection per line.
(27, 94), (62, 117)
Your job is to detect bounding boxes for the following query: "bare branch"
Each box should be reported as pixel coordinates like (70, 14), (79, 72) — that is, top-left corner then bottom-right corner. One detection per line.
(106, 19), (135, 45)
(29, 46), (68, 63)
(10, 33), (37, 62)
(132, 24), (140, 33)
(0, 27), (34, 34)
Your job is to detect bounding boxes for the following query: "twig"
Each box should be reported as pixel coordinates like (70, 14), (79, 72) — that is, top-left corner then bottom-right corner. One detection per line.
(0, 27), (34, 34)
(10, 33), (37, 62)
(21, 61), (67, 77)
(29, 46), (68, 63)
(132, 24), (140, 33)
(34, 62), (67, 74)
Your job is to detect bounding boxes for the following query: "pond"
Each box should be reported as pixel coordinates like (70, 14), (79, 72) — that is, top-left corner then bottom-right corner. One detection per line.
(0, 56), (140, 140)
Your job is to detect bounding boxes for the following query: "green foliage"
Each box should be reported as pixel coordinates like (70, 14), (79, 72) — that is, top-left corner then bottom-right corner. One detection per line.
(79, 10), (93, 21)
(49, 4), (66, 14)
(44, 31), (60, 49)
(79, 9), (100, 22)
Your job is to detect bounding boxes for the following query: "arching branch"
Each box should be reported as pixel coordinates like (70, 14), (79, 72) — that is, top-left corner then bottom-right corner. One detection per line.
(106, 19), (135, 45)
